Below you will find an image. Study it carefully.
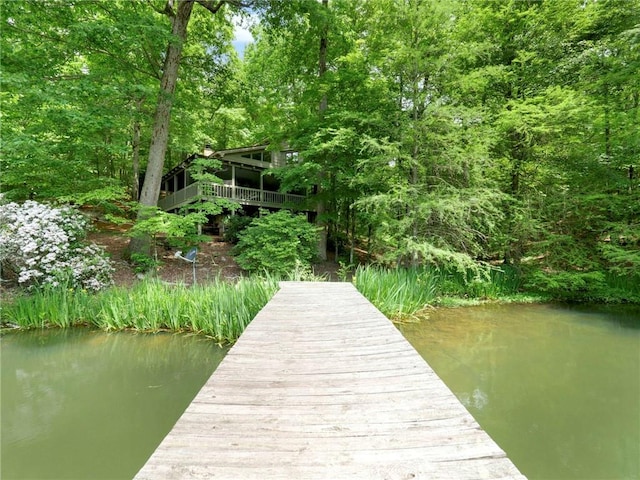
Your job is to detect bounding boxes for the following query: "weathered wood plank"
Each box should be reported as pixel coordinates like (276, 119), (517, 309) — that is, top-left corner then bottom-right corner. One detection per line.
(135, 282), (526, 480)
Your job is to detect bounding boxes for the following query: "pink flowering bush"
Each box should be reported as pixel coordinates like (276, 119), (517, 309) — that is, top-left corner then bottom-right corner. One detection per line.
(0, 201), (113, 291)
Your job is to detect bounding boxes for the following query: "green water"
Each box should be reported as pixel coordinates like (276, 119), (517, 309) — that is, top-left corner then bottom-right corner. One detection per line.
(2, 306), (638, 480)
(1, 328), (227, 480)
(400, 303), (640, 480)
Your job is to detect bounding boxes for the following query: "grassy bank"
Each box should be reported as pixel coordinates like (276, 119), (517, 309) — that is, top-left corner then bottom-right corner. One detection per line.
(523, 270), (640, 304)
(352, 264), (542, 321)
(353, 265), (640, 321)
(1, 277), (278, 343)
(4, 265), (636, 340)
(2, 265), (520, 339)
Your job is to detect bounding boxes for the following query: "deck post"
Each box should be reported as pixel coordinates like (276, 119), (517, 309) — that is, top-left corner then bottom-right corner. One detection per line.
(260, 173), (264, 203)
(231, 165), (236, 200)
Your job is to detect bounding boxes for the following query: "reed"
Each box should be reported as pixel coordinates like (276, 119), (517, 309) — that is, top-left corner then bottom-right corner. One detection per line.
(353, 264), (523, 320)
(2, 277), (278, 343)
(437, 265), (522, 298)
(2, 286), (94, 329)
(2, 265), (528, 337)
(353, 265), (439, 320)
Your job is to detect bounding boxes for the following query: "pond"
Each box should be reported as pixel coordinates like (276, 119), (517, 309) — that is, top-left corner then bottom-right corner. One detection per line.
(2, 304), (639, 480)
(1, 328), (228, 480)
(399, 303), (640, 480)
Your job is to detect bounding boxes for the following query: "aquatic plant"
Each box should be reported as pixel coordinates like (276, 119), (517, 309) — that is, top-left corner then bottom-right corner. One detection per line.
(353, 264), (524, 319)
(2, 286), (93, 329)
(353, 265), (439, 320)
(2, 277), (278, 343)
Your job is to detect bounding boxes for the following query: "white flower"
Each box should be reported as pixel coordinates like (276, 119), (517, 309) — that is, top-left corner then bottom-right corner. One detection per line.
(0, 201), (113, 291)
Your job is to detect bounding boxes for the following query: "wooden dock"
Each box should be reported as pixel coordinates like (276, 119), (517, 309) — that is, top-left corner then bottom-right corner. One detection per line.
(135, 282), (526, 479)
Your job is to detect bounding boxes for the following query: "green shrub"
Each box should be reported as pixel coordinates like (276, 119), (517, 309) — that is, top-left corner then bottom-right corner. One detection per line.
(602, 273), (640, 303)
(130, 253), (161, 274)
(524, 270), (607, 300)
(223, 215), (254, 244)
(233, 211), (319, 275)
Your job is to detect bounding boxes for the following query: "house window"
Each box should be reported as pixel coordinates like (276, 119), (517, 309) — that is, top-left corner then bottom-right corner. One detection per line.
(240, 151), (272, 162)
(285, 151), (299, 164)
(176, 171), (186, 190)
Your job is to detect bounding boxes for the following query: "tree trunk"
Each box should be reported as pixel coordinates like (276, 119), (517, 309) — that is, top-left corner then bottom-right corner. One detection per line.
(131, 100), (142, 201)
(349, 203), (356, 265)
(129, 0), (195, 255)
(603, 82), (611, 159)
(410, 78), (420, 267)
(410, 150), (419, 267)
(316, 0), (329, 261)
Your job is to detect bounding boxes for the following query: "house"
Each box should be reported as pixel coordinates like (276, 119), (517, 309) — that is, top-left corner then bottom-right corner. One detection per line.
(158, 144), (311, 231)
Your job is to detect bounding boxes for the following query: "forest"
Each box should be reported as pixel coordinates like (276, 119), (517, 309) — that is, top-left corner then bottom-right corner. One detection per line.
(1, 0), (639, 302)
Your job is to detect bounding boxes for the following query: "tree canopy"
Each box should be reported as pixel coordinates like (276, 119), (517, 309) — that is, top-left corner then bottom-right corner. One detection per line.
(2, 0), (638, 298)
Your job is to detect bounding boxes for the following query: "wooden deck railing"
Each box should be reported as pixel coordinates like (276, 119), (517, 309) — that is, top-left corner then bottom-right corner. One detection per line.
(158, 181), (307, 211)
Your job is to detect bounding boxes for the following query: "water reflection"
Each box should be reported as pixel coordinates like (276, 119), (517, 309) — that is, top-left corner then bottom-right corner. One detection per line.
(1, 328), (228, 480)
(400, 304), (640, 480)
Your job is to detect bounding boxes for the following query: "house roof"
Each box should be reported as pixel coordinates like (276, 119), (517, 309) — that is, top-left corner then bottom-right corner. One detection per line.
(162, 144), (270, 181)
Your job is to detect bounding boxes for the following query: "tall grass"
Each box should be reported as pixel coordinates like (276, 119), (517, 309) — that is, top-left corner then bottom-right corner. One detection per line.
(353, 266), (439, 320)
(2, 277), (278, 343)
(436, 265), (522, 299)
(1, 286), (95, 329)
(353, 264), (523, 320)
(2, 264), (529, 338)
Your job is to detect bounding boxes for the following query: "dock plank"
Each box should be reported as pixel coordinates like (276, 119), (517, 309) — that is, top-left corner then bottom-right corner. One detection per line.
(135, 282), (526, 479)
